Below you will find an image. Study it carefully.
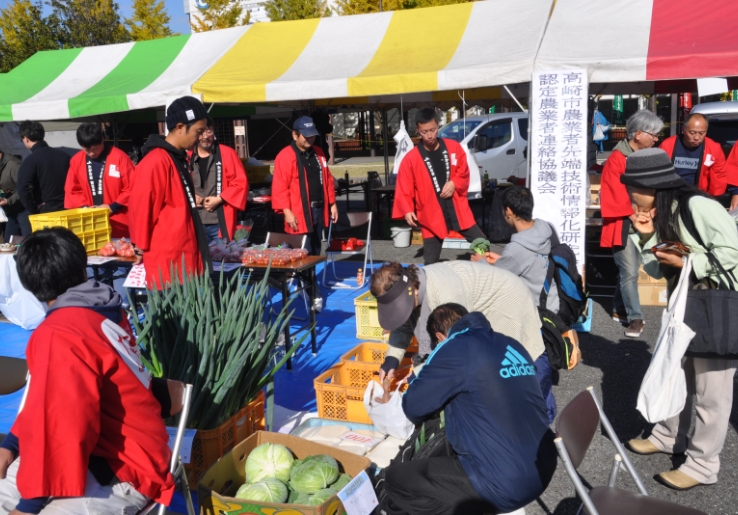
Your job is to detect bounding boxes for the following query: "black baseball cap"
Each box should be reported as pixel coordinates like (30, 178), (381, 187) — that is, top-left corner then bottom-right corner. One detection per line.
(376, 272), (416, 331)
(293, 116), (319, 137)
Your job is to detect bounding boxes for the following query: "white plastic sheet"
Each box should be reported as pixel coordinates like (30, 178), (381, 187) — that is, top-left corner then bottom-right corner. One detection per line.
(0, 253), (46, 330)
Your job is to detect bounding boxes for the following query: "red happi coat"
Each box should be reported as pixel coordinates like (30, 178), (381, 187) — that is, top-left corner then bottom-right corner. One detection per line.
(725, 141), (738, 190)
(660, 136), (727, 196)
(599, 149), (633, 248)
(187, 144), (249, 239)
(64, 146), (134, 238)
(272, 145), (336, 234)
(392, 138), (476, 239)
(12, 307), (175, 503)
(129, 147), (203, 288)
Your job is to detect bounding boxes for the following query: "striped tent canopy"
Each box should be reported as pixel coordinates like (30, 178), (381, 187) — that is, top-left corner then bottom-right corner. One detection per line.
(0, 0), (553, 121)
(536, 0), (738, 83)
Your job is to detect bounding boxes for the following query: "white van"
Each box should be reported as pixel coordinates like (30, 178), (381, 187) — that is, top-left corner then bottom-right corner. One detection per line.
(438, 112), (529, 181)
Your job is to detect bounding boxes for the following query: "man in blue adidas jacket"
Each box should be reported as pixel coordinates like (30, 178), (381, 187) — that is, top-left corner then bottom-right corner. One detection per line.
(382, 304), (557, 515)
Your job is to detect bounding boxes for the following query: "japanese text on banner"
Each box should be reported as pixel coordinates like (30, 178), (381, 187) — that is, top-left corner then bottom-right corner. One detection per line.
(530, 70), (588, 271)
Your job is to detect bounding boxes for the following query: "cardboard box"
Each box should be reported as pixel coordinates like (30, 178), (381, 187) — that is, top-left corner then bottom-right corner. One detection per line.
(411, 230), (423, 245)
(199, 431), (371, 515)
(638, 283), (668, 306)
(638, 265), (668, 306)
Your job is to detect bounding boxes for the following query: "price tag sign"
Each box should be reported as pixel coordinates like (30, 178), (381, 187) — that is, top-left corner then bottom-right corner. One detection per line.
(234, 126), (246, 136)
(123, 263), (147, 289)
(340, 431), (384, 450)
(337, 471), (378, 515)
(166, 426), (197, 464)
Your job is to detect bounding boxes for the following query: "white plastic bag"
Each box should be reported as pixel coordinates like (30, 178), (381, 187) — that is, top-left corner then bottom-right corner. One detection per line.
(0, 207), (7, 223)
(363, 380), (415, 440)
(636, 254), (695, 423)
(0, 254), (46, 330)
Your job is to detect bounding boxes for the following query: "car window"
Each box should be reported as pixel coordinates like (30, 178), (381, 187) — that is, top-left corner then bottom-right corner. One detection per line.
(476, 120), (512, 150)
(517, 118), (529, 141)
(706, 121), (738, 158)
(438, 120), (483, 142)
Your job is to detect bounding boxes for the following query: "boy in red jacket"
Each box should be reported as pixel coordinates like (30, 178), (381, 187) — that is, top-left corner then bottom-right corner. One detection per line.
(393, 108), (485, 265)
(64, 123), (134, 238)
(0, 228), (175, 515)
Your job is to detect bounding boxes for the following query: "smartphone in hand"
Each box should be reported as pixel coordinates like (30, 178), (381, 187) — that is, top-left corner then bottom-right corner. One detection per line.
(651, 241), (690, 255)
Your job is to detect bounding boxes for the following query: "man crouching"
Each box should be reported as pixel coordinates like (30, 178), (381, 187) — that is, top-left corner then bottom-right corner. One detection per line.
(379, 304), (557, 515)
(0, 228), (174, 515)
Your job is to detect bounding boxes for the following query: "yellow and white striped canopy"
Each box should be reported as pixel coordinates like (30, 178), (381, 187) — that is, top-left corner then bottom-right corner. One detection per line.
(0, 0), (553, 120)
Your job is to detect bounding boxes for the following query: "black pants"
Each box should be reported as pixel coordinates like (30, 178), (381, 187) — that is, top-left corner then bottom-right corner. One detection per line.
(382, 456), (498, 515)
(422, 224), (486, 265)
(4, 210), (29, 240)
(307, 206), (325, 256)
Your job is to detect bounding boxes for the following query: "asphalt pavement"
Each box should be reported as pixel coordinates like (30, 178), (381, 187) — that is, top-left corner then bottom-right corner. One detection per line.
(353, 239), (738, 515)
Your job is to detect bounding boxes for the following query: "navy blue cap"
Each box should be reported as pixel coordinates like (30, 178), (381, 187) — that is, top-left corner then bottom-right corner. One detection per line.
(293, 116), (319, 137)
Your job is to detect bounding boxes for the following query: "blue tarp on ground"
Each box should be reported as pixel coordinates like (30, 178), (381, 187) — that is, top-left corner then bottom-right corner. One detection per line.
(0, 259), (370, 436)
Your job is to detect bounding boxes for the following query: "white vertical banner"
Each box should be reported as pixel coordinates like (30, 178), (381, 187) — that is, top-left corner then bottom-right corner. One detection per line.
(530, 69), (588, 271)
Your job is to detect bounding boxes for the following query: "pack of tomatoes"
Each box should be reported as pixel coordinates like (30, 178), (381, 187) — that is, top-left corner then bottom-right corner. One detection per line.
(327, 237), (365, 252)
(98, 238), (134, 257)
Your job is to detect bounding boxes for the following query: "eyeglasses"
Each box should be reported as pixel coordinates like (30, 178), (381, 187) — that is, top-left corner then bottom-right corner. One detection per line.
(640, 130), (660, 139)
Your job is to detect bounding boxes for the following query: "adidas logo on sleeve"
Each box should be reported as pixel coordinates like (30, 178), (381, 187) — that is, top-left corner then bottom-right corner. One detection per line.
(500, 345), (536, 378)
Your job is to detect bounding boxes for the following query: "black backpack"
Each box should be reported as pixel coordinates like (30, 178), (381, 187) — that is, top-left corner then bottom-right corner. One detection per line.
(539, 307), (575, 371)
(540, 233), (588, 327)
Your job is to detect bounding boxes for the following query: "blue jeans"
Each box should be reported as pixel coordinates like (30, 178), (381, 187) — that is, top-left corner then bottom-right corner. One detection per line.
(204, 224), (221, 244)
(612, 236), (643, 321)
(535, 353), (556, 424)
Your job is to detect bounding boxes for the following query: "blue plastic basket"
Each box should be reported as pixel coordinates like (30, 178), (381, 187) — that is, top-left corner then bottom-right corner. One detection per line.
(571, 298), (593, 333)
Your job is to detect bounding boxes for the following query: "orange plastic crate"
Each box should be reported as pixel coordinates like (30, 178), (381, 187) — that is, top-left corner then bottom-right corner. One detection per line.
(314, 361), (411, 424)
(339, 340), (419, 366)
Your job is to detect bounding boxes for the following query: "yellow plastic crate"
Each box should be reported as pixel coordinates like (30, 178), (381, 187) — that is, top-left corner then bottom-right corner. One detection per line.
(29, 207), (111, 255)
(314, 361), (411, 424)
(354, 291), (385, 341)
(340, 340), (419, 365)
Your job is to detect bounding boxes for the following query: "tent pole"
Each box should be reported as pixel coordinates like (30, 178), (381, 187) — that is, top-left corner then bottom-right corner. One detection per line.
(382, 110), (390, 184)
(504, 85), (527, 113)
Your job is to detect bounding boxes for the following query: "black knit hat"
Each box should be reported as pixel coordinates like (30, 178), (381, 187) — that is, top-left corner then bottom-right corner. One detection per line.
(620, 148), (686, 190)
(166, 96), (208, 131)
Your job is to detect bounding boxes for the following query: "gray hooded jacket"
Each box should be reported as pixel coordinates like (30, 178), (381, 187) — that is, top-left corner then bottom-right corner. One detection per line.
(495, 219), (560, 313)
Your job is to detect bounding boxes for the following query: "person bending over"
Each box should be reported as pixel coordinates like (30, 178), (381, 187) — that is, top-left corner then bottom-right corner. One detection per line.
(0, 228), (175, 515)
(380, 303), (557, 515)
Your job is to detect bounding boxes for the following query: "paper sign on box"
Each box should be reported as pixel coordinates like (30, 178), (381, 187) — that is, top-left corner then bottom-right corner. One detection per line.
(338, 471), (378, 515)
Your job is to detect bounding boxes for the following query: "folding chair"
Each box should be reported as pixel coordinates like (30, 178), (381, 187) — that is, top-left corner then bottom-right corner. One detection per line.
(264, 232), (310, 320)
(138, 381), (196, 515)
(322, 212), (374, 288)
(555, 386), (707, 515)
(0, 357), (28, 441)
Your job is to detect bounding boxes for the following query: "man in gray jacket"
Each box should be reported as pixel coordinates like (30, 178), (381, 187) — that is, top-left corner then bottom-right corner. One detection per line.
(472, 185), (560, 313)
(0, 146), (23, 241)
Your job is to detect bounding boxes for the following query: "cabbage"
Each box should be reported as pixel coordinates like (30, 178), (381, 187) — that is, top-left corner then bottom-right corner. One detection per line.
(235, 478), (288, 503)
(306, 488), (337, 506)
(291, 492), (313, 505)
(288, 454), (340, 494)
(245, 443), (294, 483)
(331, 473), (351, 491)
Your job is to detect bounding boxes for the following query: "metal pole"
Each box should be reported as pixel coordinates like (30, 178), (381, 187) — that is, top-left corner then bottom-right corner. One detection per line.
(382, 110), (390, 184)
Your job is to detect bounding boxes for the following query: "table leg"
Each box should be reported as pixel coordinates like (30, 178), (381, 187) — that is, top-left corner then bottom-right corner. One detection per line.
(310, 267), (317, 355)
(282, 275), (292, 371)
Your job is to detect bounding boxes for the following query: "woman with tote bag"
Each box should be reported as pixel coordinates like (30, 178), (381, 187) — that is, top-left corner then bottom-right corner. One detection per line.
(620, 148), (738, 491)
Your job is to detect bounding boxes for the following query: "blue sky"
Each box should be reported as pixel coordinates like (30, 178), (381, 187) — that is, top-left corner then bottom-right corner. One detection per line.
(0, 0), (192, 36)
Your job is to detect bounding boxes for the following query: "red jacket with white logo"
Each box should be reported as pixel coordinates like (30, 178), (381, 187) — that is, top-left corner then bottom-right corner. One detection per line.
(11, 307), (175, 503)
(392, 139), (476, 239)
(272, 145), (336, 235)
(660, 136), (727, 196)
(65, 146), (134, 238)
